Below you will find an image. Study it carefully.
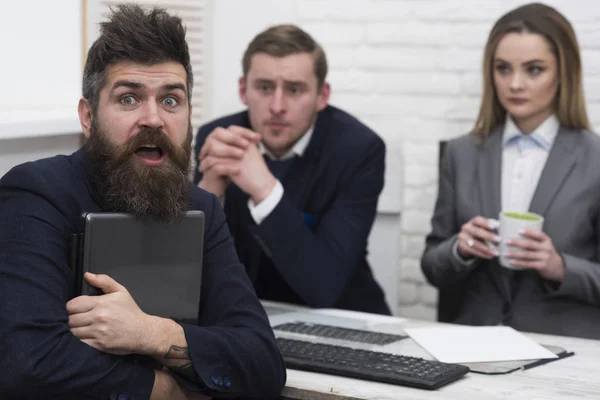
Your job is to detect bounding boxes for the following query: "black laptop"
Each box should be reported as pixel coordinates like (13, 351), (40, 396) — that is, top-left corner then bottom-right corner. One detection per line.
(70, 211), (204, 324)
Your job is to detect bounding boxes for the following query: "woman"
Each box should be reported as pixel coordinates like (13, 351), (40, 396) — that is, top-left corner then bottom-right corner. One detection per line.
(421, 2), (600, 339)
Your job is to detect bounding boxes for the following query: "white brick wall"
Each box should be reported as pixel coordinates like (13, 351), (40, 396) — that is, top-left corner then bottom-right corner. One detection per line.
(293, 0), (600, 320)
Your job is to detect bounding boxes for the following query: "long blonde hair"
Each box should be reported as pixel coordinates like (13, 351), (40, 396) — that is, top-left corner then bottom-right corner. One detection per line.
(472, 2), (590, 142)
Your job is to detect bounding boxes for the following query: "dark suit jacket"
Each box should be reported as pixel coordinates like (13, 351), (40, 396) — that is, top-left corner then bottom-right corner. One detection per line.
(194, 105), (390, 315)
(421, 126), (600, 339)
(0, 149), (285, 399)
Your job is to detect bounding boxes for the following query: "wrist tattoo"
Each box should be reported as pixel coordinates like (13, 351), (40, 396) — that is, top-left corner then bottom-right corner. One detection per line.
(164, 345), (191, 360)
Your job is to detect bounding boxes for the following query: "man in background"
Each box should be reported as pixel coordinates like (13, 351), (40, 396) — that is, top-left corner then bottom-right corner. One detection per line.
(195, 25), (390, 315)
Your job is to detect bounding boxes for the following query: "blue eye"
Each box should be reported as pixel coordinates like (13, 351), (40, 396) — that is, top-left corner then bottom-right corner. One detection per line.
(528, 66), (544, 75)
(163, 96), (179, 107)
(120, 96), (137, 105)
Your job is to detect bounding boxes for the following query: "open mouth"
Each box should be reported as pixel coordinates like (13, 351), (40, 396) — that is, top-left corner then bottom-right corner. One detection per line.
(134, 145), (166, 166)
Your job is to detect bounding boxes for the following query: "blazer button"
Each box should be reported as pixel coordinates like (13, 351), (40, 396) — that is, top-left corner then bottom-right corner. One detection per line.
(223, 377), (232, 388)
(211, 376), (220, 386)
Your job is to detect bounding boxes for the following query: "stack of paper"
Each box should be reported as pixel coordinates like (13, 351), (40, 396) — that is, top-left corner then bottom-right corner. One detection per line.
(404, 325), (558, 363)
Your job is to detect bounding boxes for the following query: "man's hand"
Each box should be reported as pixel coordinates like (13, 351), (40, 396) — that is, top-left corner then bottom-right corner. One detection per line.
(198, 126), (276, 204)
(66, 272), (152, 355)
(228, 139), (277, 205)
(197, 126), (260, 199)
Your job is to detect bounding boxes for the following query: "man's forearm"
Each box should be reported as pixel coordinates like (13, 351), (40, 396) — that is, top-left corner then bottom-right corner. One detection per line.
(143, 317), (199, 382)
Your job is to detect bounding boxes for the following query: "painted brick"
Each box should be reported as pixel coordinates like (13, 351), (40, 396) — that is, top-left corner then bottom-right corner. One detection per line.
(401, 234), (426, 259)
(401, 257), (428, 285)
(359, 47), (439, 70)
(366, 21), (491, 48)
(302, 22), (366, 45)
(402, 209), (434, 235)
(398, 303), (437, 321)
(403, 164), (437, 187)
(420, 284), (439, 307)
(398, 282), (419, 305)
(328, 69), (374, 93)
(403, 186), (438, 211)
(372, 72), (462, 95)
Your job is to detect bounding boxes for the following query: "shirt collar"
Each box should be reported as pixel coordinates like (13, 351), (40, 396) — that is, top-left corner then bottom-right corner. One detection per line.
(502, 114), (559, 151)
(259, 125), (314, 161)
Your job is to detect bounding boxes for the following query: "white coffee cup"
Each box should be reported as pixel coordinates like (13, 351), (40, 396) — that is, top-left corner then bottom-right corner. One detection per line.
(488, 211), (544, 270)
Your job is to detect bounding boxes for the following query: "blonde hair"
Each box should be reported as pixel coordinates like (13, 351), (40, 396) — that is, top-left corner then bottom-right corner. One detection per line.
(472, 2), (590, 142)
(242, 24), (328, 88)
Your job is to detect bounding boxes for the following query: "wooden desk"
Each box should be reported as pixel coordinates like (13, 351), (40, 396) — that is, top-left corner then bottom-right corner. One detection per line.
(262, 302), (600, 400)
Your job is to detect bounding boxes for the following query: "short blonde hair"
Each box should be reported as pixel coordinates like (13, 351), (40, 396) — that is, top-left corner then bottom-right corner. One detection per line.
(242, 24), (328, 88)
(472, 2), (590, 143)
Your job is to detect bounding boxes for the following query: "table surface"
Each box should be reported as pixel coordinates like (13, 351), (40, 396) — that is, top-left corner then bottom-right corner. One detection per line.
(261, 301), (600, 400)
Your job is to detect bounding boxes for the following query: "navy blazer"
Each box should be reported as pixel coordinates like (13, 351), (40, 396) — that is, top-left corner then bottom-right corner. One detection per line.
(0, 149), (285, 399)
(194, 105), (390, 314)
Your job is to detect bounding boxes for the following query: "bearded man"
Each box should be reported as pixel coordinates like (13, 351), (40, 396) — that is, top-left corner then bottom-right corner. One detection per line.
(0, 5), (285, 400)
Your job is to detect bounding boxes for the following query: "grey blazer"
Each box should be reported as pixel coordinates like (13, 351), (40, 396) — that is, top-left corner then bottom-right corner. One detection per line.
(421, 126), (600, 340)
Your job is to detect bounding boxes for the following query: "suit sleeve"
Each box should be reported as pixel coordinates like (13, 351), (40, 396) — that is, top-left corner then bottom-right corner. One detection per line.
(248, 136), (385, 308)
(550, 218), (600, 306)
(0, 167), (155, 400)
(178, 194), (286, 398)
(420, 140), (482, 287)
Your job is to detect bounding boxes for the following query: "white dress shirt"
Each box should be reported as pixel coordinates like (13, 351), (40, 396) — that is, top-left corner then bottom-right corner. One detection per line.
(453, 114), (559, 264)
(248, 126), (314, 224)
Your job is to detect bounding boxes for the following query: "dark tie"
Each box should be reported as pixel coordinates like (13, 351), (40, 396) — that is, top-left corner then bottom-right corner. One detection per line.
(264, 155), (296, 180)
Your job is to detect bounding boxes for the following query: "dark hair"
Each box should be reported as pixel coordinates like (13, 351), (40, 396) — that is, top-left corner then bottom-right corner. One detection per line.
(82, 4), (193, 112)
(473, 2), (589, 140)
(242, 24), (328, 88)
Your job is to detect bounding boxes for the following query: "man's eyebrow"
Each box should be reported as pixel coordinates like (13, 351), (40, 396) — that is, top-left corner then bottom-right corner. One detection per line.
(163, 83), (187, 93)
(111, 80), (143, 91)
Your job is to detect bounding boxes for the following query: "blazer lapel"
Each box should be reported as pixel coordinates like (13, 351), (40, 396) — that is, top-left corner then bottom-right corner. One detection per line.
(529, 126), (579, 216)
(477, 127), (503, 219)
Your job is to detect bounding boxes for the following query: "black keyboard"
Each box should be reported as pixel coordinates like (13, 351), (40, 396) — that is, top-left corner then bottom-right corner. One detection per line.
(277, 338), (470, 390)
(273, 322), (407, 345)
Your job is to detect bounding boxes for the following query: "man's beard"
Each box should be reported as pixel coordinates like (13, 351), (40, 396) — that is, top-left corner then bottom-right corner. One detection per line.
(84, 120), (193, 222)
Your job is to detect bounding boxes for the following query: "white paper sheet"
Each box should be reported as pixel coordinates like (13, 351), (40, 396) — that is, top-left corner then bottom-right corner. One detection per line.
(404, 325), (558, 363)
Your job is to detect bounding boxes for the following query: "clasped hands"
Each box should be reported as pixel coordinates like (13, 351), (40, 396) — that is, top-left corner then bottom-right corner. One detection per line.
(197, 126), (277, 205)
(457, 216), (565, 282)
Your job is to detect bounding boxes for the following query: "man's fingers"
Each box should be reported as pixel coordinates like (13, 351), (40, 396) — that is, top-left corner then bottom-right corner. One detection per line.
(202, 126), (258, 156)
(211, 163), (241, 176)
(199, 156), (240, 174)
(68, 312), (93, 329)
(228, 125), (261, 142)
(70, 326), (95, 340)
(66, 296), (96, 315)
(84, 273), (125, 295)
(208, 142), (245, 159)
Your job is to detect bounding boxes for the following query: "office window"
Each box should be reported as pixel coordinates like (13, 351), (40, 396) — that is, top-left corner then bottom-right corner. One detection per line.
(86, 0), (211, 131)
